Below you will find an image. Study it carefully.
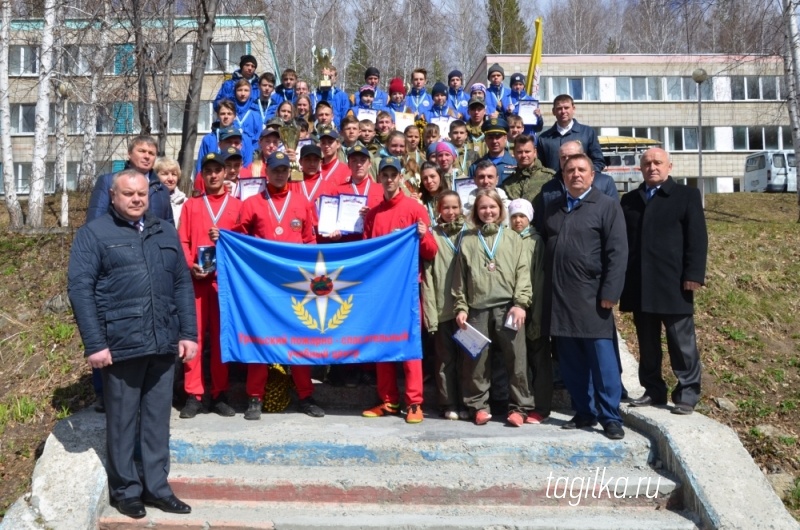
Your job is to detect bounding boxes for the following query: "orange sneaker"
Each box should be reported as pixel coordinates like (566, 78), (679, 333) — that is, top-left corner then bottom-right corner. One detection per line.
(507, 411), (524, 427)
(405, 404), (423, 424)
(525, 411), (549, 424)
(474, 410), (492, 425)
(362, 402), (400, 418)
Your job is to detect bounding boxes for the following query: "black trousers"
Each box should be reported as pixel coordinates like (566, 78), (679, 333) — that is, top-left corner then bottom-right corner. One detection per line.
(102, 354), (175, 502)
(633, 312), (702, 406)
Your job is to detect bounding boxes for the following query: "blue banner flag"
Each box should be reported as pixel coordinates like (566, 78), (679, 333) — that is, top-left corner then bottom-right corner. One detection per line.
(216, 227), (422, 365)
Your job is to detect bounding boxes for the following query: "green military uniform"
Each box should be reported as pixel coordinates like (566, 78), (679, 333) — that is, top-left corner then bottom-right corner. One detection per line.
(422, 219), (468, 412)
(465, 122), (486, 159)
(451, 224), (534, 416)
(501, 158), (556, 204)
(518, 226), (552, 416)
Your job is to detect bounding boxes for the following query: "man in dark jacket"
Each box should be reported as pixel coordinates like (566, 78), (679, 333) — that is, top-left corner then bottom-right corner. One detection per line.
(543, 154), (628, 440)
(536, 94), (604, 173)
(533, 140), (617, 236)
(620, 148), (707, 415)
(68, 170), (198, 519)
(86, 135), (173, 225)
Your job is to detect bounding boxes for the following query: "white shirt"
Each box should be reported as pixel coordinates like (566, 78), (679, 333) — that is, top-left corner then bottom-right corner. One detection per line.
(556, 120), (574, 136)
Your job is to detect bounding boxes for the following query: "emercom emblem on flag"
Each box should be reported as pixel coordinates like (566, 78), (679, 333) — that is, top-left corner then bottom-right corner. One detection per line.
(283, 251), (361, 333)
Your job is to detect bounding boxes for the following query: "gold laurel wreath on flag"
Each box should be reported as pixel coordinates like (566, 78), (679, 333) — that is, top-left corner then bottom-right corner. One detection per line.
(326, 295), (353, 331)
(291, 297), (320, 331)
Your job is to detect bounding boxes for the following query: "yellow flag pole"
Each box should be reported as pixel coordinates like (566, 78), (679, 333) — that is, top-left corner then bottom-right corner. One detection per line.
(525, 17), (543, 98)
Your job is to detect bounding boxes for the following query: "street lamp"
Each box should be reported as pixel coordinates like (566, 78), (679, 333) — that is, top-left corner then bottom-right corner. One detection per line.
(692, 68), (708, 207)
(56, 81), (72, 227)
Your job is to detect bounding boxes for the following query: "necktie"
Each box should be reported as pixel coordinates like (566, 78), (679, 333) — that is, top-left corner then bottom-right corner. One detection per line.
(646, 187), (658, 202)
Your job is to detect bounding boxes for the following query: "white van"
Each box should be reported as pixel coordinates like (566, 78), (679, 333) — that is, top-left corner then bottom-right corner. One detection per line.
(743, 150), (797, 193)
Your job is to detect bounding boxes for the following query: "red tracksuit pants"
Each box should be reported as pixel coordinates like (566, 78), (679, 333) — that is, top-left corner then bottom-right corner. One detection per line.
(184, 280), (229, 398)
(246, 365), (314, 400)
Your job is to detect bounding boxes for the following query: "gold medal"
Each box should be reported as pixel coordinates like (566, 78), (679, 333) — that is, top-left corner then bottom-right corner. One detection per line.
(275, 226), (284, 235)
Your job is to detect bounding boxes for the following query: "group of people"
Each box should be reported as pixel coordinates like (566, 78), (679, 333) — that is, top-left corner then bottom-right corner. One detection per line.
(68, 57), (708, 519)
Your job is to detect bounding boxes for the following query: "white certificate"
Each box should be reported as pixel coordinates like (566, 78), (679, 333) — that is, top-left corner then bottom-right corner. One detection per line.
(237, 177), (266, 201)
(336, 194), (368, 234)
(453, 178), (477, 208)
(453, 322), (491, 358)
(395, 112), (415, 132)
(431, 116), (454, 133)
(317, 195), (340, 236)
(357, 108), (378, 123)
(517, 99), (540, 126)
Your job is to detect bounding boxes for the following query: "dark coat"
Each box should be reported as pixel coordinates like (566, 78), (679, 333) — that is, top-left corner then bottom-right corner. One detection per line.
(67, 210), (197, 362)
(86, 167), (174, 225)
(533, 172), (619, 236)
(543, 187), (628, 339)
(536, 119), (605, 173)
(619, 177), (708, 314)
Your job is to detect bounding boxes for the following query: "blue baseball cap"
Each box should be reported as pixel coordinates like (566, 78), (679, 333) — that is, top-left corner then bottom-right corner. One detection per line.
(378, 156), (402, 173)
(200, 152), (224, 168)
(218, 126), (243, 141)
(267, 151), (291, 169)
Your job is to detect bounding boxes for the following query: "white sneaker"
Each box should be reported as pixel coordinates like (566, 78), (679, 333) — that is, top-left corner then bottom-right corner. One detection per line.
(442, 409), (459, 420)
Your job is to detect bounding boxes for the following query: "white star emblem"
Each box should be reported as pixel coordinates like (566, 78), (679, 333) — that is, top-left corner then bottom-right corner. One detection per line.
(283, 251), (360, 330)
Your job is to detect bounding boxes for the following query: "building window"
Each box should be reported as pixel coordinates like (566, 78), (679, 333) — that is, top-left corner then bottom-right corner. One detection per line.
(9, 45), (38, 75)
(207, 42), (248, 73)
(198, 101), (214, 133)
(172, 44), (192, 74)
(666, 76), (713, 101)
(616, 77), (662, 101)
(9, 163), (56, 194)
(10, 104), (56, 134)
(667, 127), (715, 151)
(733, 126), (785, 150)
(617, 126), (664, 144)
(63, 45), (90, 76)
(550, 76), (599, 101)
(730, 76), (781, 100)
(114, 44), (135, 75)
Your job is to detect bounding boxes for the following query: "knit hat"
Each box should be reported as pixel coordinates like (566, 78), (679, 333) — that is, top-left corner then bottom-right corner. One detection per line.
(426, 142), (439, 159)
(487, 63), (504, 79)
(448, 70), (463, 82)
(239, 54), (257, 68)
(364, 66), (380, 80)
(510, 73), (525, 86)
(432, 82), (447, 96)
(359, 85), (375, 95)
(434, 141), (457, 157)
(388, 77), (406, 96)
(470, 83), (487, 96)
(508, 198), (534, 222)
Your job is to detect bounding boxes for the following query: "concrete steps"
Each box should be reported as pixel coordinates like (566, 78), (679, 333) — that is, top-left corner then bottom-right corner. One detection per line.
(94, 393), (698, 529)
(99, 501), (699, 530)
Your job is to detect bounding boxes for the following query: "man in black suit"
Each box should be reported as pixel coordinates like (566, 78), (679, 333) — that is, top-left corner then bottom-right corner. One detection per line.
(620, 148), (708, 415)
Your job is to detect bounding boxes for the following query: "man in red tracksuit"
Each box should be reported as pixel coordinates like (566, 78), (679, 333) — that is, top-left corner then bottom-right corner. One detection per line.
(234, 151), (324, 420)
(178, 152), (242, 419)
(319, 127), (352, 186)
(290, 144), (338, 243)
(362, 156), (438, 423)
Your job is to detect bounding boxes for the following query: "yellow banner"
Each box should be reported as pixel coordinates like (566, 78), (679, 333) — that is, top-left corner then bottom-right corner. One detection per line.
(525, 18), (543, 98)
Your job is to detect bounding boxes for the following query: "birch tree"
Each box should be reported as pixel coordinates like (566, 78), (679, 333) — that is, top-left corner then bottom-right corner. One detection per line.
(0, 0), (23, 228)
(27, 0), (56, 228)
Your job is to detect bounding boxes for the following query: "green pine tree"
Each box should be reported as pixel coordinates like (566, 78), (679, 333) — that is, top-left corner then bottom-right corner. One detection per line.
(346, 20), (370, 94)
(432, 55), (445, 86)
(486, 0), (530, 54)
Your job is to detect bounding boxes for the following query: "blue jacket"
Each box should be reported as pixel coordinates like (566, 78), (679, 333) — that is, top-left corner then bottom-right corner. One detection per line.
(256, 94), (281, 124)
(468, 151), (518, 184)
(502, 90), (544, 135)
(387, 101), (413, 116)
(233, 97), (263, 154)
(68, 210), (196, 361)
(350, 102), (394, 122)
(213, 69), (259, 111)
(422, 103), (455, 123)
(486, 84), (508, 115)
(314, 87), (351, 127)
(86, 166), (174, 225)
(275, 85), (295, 104)
(405, 88), (433, 118)
(536, 119), (605, 173)
(533, 172), (619, 236)
(447, 88), (469, 118)
(373, 87), (390, 107)
(195, 126), (254, 176)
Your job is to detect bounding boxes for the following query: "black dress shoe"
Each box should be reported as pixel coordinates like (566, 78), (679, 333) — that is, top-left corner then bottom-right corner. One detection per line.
(143, 494), (191, 514)
(671, 402), (695, 415)
(603, 421), (625, 440)
(114, 497), (146, 518)
(628, 395), (666, 407)
(561, 415), (599, 430)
